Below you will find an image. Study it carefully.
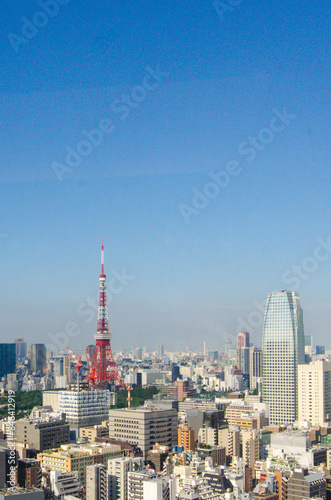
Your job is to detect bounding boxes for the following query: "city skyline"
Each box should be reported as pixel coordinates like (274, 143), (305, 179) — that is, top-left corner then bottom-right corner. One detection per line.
(1, 1), (330, 349)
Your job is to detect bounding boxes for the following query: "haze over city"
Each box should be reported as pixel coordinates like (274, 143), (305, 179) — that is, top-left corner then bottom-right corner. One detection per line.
(1, 0), (330, 351)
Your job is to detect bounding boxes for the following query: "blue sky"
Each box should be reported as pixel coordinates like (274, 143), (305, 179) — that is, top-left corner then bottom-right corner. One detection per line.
(0, 0), (330, 351)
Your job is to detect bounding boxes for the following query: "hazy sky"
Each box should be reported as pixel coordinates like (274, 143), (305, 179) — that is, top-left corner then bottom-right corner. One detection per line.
(1, 0), (330, 352)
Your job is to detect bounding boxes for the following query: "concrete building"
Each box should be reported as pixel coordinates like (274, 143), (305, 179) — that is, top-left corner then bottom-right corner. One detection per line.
(143, 477), (175, 500)
(241, 429), (260, 469)
(108, 456), (144, 500)
(49, 470), (82, 499)
(15, 412), (69, 452)
(287, 468), (326, 499)
(218, 428), (240, 459)
(197, 427), (217, 447)
(298, 359), (331, 426)
(86, 464), (107, 500)
(79, 422), (109, 442)
(225, 402), (254, 427)
(109, 407), (177, 459)
(262, 291), (305, 425)
(0, 488), (44, 499)
(43, 391), (60, 412)
(127, 469), (157, 500)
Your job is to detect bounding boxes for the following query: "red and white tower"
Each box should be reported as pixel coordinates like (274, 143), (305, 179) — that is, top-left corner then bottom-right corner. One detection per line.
(85, 242), (126, 389)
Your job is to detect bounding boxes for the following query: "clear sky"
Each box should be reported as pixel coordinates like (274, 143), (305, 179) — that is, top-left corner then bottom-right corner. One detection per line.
(0, 0), (330, 352)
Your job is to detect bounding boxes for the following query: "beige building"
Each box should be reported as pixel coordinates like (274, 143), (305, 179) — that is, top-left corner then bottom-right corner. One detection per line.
(241, 429), (259, 469)
(225, 402), (253, 427)
(79, 421), (109, 442)
(298, 360), (331, 426)
(109, 407), (177, 459)
(218, 428), (240, 458)
(37, 443), (121, 487)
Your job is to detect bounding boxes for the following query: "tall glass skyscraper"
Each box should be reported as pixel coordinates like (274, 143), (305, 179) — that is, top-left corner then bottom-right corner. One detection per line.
(262, 291), (305, 425)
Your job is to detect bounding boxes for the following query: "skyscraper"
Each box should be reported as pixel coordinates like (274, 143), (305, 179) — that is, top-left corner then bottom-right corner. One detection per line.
(0, 344), (16, 379)
(262, 291), (305, 425)
(30, 344), (46, 375)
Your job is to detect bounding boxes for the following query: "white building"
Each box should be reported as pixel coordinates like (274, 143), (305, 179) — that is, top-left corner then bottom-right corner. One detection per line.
(50, 471), (82, 499)
(59, 389), (109, 430)
(108, 457), (144, 500)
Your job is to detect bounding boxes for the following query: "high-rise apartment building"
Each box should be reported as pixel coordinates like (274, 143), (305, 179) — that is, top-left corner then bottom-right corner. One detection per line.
(262, 291), (305, 425)
(178, 425), (195, 451)
(298, 360), (331, 426)
(0, 344), (16, 379)
(108, 456), (144, 500)
(30, 344), (46, 375)
(86, 464), (107, 500)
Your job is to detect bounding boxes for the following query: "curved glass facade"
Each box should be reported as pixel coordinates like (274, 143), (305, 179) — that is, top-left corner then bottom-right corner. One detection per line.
(262, 291), (305, 425)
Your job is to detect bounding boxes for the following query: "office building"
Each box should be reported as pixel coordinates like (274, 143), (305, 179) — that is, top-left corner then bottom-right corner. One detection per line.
(30, 344), (46, 375)
(249, 347), (263, 391)
(109, 407), (177, 459)
(63, 354), (71, 383)
(58, 389), (109, 432)
(241, 429), (260, 469)
(0, 344), (16, 379)
(15, 412), (70, 452)
(86, 464), (107, 500)
(218, 428), (240, 459)
(14, 339), (27, 361)
(38, 443), (121, 488)
(298, 359), (331, 426)
(262, 291), (305, 425)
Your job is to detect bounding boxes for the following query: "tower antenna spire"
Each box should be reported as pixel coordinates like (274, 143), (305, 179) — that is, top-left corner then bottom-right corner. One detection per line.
(85, 242), (126, 389)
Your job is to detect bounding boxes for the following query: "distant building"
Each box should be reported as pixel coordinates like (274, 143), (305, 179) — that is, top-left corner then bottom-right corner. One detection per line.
(316, 345), (326, 355)
(14, 339), (27, 361)
(249, 347), (262, 391)
(0, 344), (16, 379)
(166, 380), (197, 401)
(237, 332), (250, 349)
(30, 344), (46, 375)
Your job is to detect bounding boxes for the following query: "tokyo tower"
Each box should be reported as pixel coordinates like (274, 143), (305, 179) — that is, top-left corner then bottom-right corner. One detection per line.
(85, 242), (126, 388)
